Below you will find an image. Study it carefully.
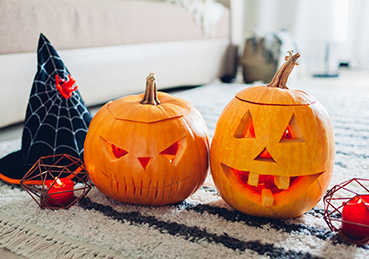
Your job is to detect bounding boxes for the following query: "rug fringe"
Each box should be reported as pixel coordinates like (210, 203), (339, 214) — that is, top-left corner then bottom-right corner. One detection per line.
(0, 220), (108, 258)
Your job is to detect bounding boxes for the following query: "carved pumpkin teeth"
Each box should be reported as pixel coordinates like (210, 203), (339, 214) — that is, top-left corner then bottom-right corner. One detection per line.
(222, 163), (326, 211)
(261, 189), (274, 207)
(100, 171), (192, 198)
(274, 175), (290, 190)
(247, 172), (259, 186)
(230, 167), (297, 193)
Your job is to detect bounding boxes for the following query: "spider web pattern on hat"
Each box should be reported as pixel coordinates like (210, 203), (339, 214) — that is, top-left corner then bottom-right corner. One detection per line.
(0, 33), (92, 184)
(22, 33), (92, 165)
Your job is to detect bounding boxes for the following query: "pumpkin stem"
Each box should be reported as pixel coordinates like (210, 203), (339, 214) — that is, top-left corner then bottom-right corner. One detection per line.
(266, 51), (300, 89)
(141, 73), (161, 105)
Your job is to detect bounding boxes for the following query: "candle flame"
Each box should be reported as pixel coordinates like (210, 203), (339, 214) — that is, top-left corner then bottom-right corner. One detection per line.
(55, 177), (63, 186)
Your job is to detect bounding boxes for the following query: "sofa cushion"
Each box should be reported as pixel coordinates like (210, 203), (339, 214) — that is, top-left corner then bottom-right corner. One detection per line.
(0, 0), (229, 54)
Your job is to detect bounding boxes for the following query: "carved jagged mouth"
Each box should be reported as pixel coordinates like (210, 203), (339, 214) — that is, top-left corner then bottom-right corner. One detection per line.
(101, 171), (191, 200)
(221, 163), (323, 207)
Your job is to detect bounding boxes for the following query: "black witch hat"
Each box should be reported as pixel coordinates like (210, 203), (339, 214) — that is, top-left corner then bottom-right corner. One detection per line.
(0, 34), (92, 184)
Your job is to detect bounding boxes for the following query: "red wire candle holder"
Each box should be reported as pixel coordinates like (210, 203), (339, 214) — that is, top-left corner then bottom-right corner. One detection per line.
(20, 154), (92, 209)
(323, 178), (369, 245)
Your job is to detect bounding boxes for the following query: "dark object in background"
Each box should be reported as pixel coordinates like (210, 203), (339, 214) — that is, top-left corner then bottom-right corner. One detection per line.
(240, 31), (297, 84)
(220, 44), (239, 83)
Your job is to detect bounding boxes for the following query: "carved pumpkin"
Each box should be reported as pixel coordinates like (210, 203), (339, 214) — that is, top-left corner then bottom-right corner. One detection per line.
(84, 74), (209, 206)
(210, 52), (335, 219)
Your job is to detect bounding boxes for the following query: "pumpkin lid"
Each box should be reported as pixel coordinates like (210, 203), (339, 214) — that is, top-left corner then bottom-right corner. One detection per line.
(235, 85), (316, 106)
(108, 74), (192, 123)
(107, 92), (192, 123)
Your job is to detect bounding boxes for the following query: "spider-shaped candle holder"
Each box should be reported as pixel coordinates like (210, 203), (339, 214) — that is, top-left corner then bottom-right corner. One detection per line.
(20, 154), (92, 209)
(323, 178), (369, 245)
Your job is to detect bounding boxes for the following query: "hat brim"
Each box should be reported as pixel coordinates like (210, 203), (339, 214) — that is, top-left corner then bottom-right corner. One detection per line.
(0, 150), (79, 185)
(0, 150), (31, 184)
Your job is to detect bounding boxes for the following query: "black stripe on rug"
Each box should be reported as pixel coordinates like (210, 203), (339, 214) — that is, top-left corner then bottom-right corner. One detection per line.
(334, 125), (369, 133)
(334, 161), (348, 168)
(336, 150), (369, 159)
(182, 203), (335, 240)
(334, 120), (369, 126)
(335, 133), (368, 140)
(180, 192), (368, 250)
(78, 197), (322, 259)
(335, 142), (369, 148)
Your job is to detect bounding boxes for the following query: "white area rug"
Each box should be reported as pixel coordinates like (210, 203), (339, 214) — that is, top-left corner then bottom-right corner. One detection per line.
(0, 81), (368, 258)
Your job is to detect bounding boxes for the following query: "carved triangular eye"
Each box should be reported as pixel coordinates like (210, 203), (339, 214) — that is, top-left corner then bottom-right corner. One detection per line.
(100, 136), (128, 160)
(111, 143), (128, 158)
(234, 110), (255, 138)
(281, 125), (293, 140)
(160, 142), (178, 163)
(279, 114), (305, 143)
(160, 136), (187, 165)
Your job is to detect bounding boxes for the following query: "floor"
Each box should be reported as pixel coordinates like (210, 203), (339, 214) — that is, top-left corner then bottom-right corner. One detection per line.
(0, 67), (368, 258)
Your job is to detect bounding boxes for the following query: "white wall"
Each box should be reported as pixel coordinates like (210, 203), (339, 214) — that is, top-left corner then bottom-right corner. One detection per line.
(241, 0), (366, 73)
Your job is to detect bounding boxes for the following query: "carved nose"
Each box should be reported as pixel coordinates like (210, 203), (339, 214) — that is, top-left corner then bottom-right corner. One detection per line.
(259, 148), (272, 158)
(138, 157), (152, 169)
(254, 148), (276, 163)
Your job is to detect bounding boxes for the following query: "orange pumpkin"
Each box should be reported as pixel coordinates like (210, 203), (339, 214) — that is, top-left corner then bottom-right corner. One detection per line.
(210, 51), (335, 219)
(84, 73), (209, 206)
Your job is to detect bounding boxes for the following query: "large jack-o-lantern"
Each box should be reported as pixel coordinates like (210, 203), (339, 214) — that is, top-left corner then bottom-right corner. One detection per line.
(210, 52), (335, 219)
(84, 74), (209, 206)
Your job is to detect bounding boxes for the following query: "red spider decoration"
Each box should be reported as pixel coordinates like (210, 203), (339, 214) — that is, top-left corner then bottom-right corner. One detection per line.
(55, 74), (78, 99)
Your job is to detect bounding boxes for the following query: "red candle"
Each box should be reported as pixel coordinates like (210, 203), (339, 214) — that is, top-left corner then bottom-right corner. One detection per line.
(45, 178), (74, 206)
(341, 195), (369, 239)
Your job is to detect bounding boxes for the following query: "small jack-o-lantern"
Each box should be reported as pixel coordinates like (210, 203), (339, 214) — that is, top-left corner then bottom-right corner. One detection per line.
(84, 74), (209, 206)
(210, 52), (335, 219)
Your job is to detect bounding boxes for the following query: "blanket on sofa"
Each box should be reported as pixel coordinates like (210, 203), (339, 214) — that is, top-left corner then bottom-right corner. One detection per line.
(0, 81), (368, 258)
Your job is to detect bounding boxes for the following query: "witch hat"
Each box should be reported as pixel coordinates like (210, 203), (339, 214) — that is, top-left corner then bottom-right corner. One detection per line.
(0, 33), (92, 184)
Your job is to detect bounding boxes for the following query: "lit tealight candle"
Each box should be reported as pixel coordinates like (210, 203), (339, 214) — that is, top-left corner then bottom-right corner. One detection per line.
(45, 177), (74, 206)
(341, 195), (369, 240)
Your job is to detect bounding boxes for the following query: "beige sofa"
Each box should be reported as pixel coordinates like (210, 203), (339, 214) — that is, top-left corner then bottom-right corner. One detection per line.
(0, 0), (243, 128)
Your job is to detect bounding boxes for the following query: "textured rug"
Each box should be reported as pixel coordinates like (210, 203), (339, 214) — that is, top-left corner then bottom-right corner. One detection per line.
(0, 80), (368, 258)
